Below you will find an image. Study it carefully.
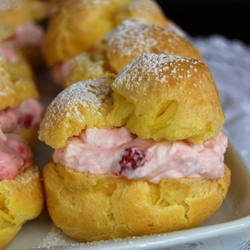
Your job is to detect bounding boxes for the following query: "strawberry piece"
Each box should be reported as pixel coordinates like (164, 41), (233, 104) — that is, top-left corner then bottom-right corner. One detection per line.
(18, 114), (33, 129)
(18, 146), (25, 154)
(116, 148), (146, 176)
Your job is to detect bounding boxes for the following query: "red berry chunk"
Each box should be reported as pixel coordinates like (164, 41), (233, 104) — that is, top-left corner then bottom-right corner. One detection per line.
(18, 146), (25, 154)
(116, 148), (146, 176)
(18, 114), (33, 129)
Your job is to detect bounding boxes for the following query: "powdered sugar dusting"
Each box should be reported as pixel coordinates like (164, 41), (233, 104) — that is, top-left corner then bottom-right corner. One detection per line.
(42, 76), (114, 128)
(104, 20), (181, 59)
(53, 80), (109, 121)
(113, 53), (200, 92)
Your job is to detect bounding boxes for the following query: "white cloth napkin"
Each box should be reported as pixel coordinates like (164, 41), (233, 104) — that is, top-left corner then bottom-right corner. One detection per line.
(191, 35), (250, 169)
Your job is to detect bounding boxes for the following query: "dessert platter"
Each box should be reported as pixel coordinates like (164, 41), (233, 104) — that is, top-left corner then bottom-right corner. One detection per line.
(1, 0), (250, 250)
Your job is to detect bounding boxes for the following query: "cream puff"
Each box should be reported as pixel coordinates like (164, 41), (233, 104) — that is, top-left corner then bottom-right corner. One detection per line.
(42, 0), (184, 68)
(0, 0), (49, 71)
(0, 128), (44, 249)
(61, 20), (202, 88)
(39, 54), (230, 242)
(0, 55), (44, 151)
(0, 22), (35, 80)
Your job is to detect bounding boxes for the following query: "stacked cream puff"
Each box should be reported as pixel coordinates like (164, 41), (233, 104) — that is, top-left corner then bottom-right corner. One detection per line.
(0, 53), (44, 151)
(39, 53), (230, 242)
(0, 55), (44, 249)
(0, 22), (35, 81)
(60, 19), (202, 88)
(0, 0), (49, 72)
(42, 0), (185, 86)
(0, 3), (47, 246)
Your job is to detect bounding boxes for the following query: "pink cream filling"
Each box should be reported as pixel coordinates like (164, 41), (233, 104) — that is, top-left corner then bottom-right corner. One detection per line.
(14, 22), (44, 49)
(0, 22), (44, 63)
(0, 99), (44, 133)
(53, 127), (228, 184)
(0, 129), (33, 180)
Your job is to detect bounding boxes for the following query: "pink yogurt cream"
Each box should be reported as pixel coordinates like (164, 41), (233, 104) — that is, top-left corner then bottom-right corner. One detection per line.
(53, 127), (228, 184)
(0, 98), (44, 133)
(0, 129), (33, 180)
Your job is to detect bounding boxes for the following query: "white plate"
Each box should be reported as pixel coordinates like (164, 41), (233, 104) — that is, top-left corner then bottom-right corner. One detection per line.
(5, 137), (250, 250)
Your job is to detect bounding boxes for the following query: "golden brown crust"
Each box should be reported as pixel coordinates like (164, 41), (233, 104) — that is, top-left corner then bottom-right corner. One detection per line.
(0, 165), (44, 249)
(42, 0), (170, 65)
(43, 161), (230, 242)
(108, 53), (225, 144)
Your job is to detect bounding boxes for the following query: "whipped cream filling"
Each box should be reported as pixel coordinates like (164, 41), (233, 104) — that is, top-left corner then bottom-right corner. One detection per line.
(0, 129), (33, 180)
(14, 22), (44, 49)
(0, 98), (44, 133)
(53, 127), (228, 184)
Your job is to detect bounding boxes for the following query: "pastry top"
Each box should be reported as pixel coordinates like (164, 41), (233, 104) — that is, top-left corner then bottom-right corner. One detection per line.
(109, 53), (225, 144)
(42, 0), (171, 65)
(39, 53), (224, 148)
(0, 0), (49, 27)
(0, 56), (39, 110)
(103, 20), (202, 73)
(39, 74), (116, 148)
